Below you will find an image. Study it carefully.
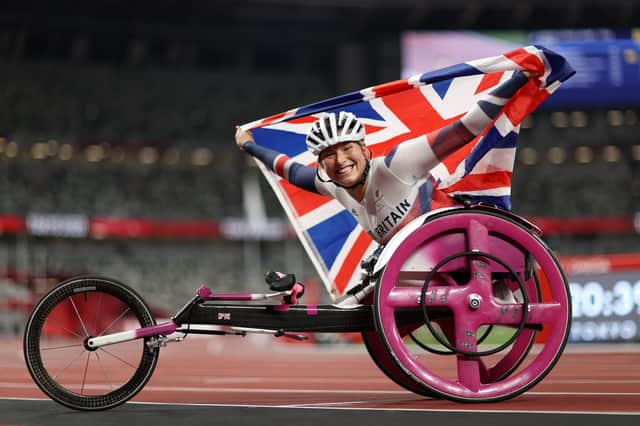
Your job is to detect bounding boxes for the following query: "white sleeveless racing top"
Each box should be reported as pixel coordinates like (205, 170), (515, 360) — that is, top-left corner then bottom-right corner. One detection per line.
(316, 156), (432, 245)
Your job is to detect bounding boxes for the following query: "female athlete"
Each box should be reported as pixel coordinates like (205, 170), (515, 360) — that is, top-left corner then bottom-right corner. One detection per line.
(235, 70), (534, 304)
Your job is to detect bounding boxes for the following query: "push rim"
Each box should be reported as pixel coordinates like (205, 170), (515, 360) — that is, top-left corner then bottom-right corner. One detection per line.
(419, 250), (529, 357)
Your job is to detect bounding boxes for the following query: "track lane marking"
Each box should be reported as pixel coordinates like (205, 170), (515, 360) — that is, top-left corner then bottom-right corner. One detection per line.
(1, 397), (638, 416)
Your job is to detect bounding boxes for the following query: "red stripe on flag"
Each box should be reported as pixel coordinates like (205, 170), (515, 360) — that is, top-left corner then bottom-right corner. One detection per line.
(441, 171), (513, 193)
(431, 189), (457, 210)
(439, 136), (479, 174)
(364, 87), (462, 158)
(260, 111), (290, 127)
(334, 230), (373, 293)
(503, 83), (550, 125)
(281, 180), (332, 216)
(475, 72), (503, 95)
(274, 155), (288, 178)
(372, 79), (412, 98)
(364, 123), (386, 134)
(504, 48), (544, 75)
(289, 115), (320, 124)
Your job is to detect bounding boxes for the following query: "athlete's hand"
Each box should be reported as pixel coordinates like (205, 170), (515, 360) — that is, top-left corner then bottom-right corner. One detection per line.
(522, 70), (539, 79)
(235, 126), (254, 149)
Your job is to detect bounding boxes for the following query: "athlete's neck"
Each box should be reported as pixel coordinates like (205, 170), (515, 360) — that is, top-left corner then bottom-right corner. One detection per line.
(347, 180), (368, 202)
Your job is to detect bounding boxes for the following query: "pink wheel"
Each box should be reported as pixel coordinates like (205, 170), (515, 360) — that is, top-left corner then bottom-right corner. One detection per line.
(373, 207), (571, 402)
(362, 329), (438, 398)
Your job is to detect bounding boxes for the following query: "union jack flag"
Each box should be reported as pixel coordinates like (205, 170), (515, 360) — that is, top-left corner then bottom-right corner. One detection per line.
(240, 45), (574, 299)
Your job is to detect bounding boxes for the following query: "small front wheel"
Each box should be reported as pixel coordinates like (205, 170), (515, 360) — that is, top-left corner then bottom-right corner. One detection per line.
(23, 276), (160, 410)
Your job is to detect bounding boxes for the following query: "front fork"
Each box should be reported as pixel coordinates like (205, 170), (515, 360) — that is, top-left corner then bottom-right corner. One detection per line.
(85, 320), (178, 350)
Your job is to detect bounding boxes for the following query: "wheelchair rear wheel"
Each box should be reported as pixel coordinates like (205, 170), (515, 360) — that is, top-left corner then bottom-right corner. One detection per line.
(373, 208), (571, 402)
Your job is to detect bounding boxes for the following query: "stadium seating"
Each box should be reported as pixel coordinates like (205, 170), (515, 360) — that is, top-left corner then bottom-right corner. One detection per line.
(2, 60), (640, 307)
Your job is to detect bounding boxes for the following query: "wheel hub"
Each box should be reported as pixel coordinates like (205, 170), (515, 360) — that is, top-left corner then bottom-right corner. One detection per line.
(468, 294), (482, 310)
(83, 336), (98, 352)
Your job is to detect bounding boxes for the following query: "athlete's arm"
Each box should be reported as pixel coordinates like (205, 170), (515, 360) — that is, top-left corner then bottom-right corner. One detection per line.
(238, 135), (321, 194)
(384, 71), (531, 182)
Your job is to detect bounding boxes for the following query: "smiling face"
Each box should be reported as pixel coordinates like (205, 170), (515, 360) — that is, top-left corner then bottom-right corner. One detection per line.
(318, 141), (369, 188)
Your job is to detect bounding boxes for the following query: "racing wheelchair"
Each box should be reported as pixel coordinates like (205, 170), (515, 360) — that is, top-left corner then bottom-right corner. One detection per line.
(23, 203), (571, 410)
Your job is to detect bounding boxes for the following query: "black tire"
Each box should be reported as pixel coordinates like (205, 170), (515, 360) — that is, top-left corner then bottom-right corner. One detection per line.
(23, 276), (160, 410)
(362, 330), (439, 398)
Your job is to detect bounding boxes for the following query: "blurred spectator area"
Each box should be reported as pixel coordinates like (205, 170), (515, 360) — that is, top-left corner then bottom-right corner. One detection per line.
(513, 109), (640, 217)
(1, 108), (639, 220)
(0, 236), (319, 310)
(0, 154), (246, 219)
(0, 61), (331, 145)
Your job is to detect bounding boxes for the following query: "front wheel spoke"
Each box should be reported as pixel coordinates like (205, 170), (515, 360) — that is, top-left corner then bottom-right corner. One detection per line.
(92, 293), (103, 336)
(42, 320), (84, 339)
(69, 297), (90, 337)
(99, 347), (138, 370)
(41, 342), (85, 351)
(81, 352), (91, 395)
(94, 351), (115, 391)
(52, 348), (89, 382)
(97, 307), (131, 337)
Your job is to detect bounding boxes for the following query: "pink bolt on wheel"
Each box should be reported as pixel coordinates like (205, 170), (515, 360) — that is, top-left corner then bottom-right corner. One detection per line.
(373, 207), (571, 402)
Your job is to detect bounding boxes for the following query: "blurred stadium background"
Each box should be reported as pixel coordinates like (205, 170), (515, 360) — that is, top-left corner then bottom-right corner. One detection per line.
(1, 0), (640, 343)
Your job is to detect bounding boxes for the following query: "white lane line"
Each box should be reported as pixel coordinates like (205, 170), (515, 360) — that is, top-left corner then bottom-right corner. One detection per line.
(84, 400), (640, 415)
(279, 397), (428, 407)
(0, 382), (408, 394)
(126, 401), (640, 416)
(0, 397), (639, 415)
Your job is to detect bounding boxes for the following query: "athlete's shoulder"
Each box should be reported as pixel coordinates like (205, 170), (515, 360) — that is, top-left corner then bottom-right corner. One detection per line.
(370, 156), (386, 170)
(370, 155), (400, 179)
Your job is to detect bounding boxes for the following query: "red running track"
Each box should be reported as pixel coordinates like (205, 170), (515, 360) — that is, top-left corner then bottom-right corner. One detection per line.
(2, 336), (640, 413)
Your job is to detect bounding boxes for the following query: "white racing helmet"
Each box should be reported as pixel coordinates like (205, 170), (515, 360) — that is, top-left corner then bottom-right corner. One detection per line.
(305, 111), (365, 156)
